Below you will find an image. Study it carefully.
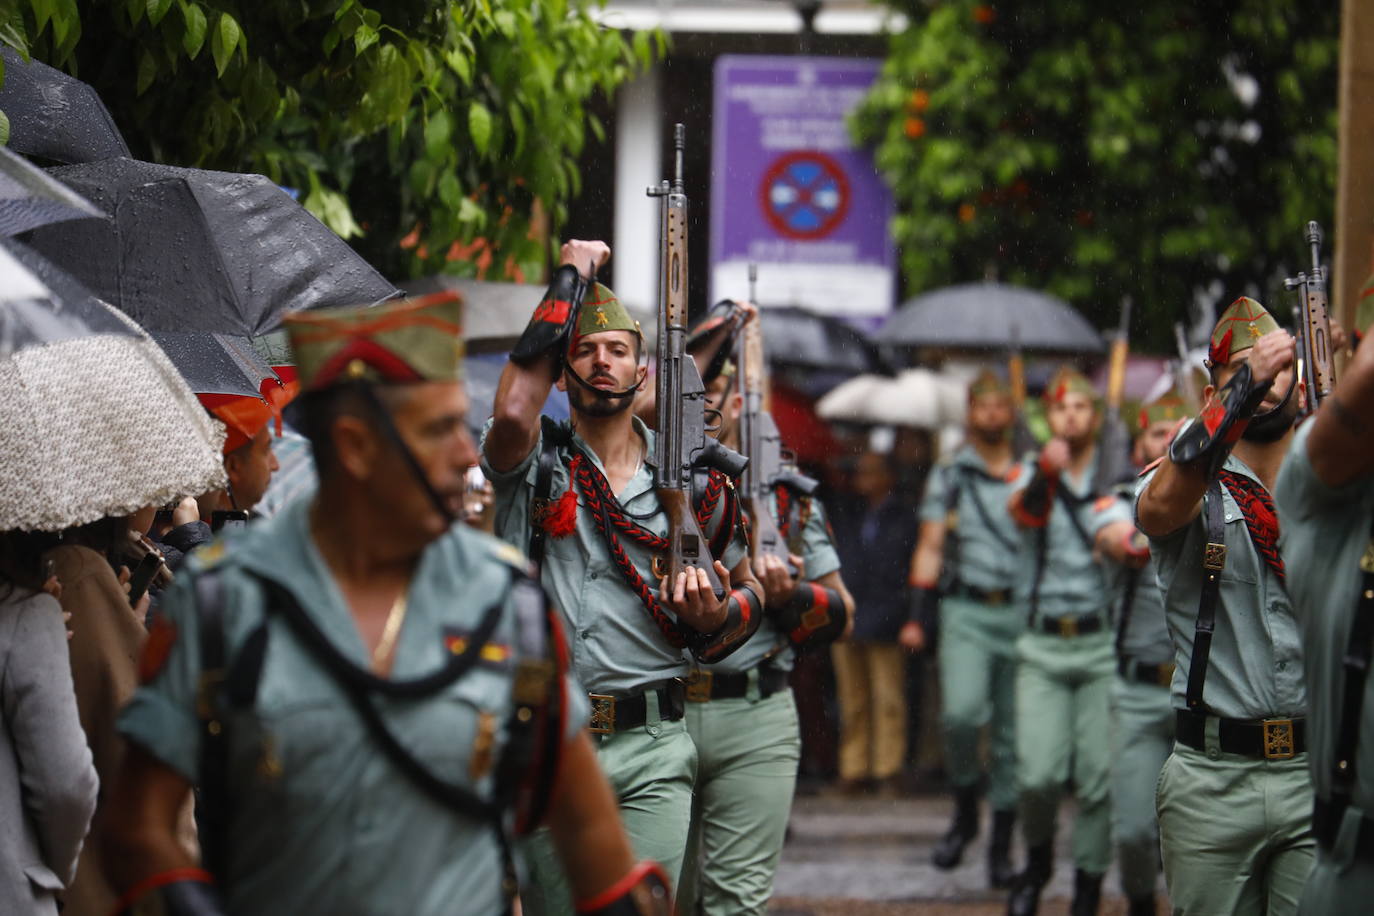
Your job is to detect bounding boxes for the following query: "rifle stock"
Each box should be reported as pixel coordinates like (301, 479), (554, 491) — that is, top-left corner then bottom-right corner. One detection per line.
(1093, 298), (1133, 493)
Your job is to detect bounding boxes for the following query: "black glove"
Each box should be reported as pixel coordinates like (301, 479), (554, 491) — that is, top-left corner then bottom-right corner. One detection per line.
(510, 265), (587, 369)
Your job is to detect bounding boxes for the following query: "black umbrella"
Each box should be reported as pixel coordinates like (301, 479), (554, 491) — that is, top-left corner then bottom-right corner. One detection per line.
(149, 331), (281, 399)
(0, 236), (134, 351)
(0, 145), (103, 236)
(878, 283), (1105, 355)
(25, 157), (400, 337)
(757, 305), (888, 398)
(0, 47), (131, 165)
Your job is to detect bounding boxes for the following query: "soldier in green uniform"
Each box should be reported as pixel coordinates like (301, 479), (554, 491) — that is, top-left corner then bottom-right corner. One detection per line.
(1275, 323), (1373, 914)
(1108, 388), (1191, 916)
(483, 241), (763, 915)
(899, 370), (1022, 889)
(1004, 366), (1145, 916)
(103, 292), (670, 915)
(1137, 297), (1314, 915)
(673, 306), (855, 915)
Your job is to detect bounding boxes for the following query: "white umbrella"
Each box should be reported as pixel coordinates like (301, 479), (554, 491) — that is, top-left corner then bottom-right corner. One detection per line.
(0, 241), (226, 531)
(816, 369), (965, 430)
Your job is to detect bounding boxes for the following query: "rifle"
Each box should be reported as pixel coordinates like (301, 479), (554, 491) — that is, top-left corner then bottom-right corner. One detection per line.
(737, 303), (790, 565)
(1173, 322), (1201, 408)
(1284, 220), (1335, 415)
(1092, 297), (1133, 493)
(647, 124), (745, 599)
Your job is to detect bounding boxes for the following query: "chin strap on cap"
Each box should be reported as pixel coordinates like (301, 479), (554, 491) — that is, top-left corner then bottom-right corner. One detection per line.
(774, 582), (847, 648)
(685, 584), (763, 664)
(1168, 362), (1273, 479)
(112, 868), (226, 916)
(575, 861), (672, 915)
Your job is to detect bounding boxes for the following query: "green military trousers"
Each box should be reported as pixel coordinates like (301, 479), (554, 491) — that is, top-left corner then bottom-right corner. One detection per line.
(1109, 676), (1173, 899)
(677, 686), (801, 915)
(939, 596), (1020, 811)
(1014, 629), (1115, 875)
(1299, 809), (1374, 916)
(1156, 744), (1314, 915)
(520, 707), (699, 915)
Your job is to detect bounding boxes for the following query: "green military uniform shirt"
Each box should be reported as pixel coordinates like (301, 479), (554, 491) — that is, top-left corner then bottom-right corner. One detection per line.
(1139, 455), (1306, 718)
(699, 486), (840, 675)
(1113, 480), (1174, 666)
(1011, 458), (1130, 623)
(120, 496), (585, 916)
(920, 445), (1021, 593)
(1276, 421), (1374, 807)
(482, 417), (746, 695)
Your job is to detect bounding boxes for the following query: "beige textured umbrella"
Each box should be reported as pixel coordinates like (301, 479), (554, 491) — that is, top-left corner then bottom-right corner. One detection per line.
(0, 242), (225, 531)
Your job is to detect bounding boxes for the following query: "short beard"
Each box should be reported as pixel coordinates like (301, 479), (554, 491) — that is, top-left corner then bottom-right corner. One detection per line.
(567, 382), (635, 418)
(1243, 395), (1298, 443)
(970, 425), (1008, 446)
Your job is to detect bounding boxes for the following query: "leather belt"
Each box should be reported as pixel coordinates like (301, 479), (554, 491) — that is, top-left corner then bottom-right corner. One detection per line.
(1313, 797), (1374, 861)
(683, 664), (790, 702)
(1038, 613), (1105, 638)
(1118, 656), (1175, 688)
(1175, 709), (1307, 760)
(587, 682), (686, 735)
(949, 583), (1014, 606)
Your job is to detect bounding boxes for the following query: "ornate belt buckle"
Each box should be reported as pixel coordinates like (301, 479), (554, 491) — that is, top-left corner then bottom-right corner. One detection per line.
(685, 670), (713, 703)
(1157, 662), (1176, 688)
(588, 694), (616, 734)
(1058, 616), (1078, 638)
(1262, 718), (1295, 760)
(987, 589), (1007, 605)
(1203, 542), (1228, 571)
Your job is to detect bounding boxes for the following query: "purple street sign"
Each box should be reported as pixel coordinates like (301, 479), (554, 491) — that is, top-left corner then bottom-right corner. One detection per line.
(710, 55), (895, 317)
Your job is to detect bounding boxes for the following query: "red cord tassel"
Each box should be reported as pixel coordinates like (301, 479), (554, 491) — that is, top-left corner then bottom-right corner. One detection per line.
(542, 477), (579, 538)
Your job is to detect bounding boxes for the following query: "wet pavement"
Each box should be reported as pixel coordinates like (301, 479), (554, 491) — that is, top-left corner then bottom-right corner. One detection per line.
(770, 793), (1164, 915)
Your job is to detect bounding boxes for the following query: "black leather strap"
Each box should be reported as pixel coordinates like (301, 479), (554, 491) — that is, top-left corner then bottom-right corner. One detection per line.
(1185, 480), (1226, 712)
(685, 664), (789, 701)
(1114, 568), (1140, 661)
(1117, 655), (1174, 688)
(589, 683), (686, 733)
(527, 418), (566, 573)
(961, 469), (1018, 554)
(194, 571), (230, 881)
(1036, 612), (1106, 637)
(1333, 518), (1374, 799)
(1055, 484), (1096, 551)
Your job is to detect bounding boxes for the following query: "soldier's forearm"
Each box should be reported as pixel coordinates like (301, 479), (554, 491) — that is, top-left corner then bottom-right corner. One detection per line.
(1136, 457), (1205, 538)
(1309, 335), (1374, 487)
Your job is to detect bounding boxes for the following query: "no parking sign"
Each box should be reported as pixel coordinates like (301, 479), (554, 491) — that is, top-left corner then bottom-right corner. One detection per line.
(710, 56), (895, 318)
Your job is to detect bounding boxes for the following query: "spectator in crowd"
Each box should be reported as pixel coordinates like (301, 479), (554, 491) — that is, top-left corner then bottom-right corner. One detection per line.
(0, 530), (99, 915)
(828, 450), (921, 794)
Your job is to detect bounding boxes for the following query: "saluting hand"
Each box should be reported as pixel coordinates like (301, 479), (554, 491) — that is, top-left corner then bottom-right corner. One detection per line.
(1247, 328), (1296, 386)
(559, 239), (611, 281)
(661, 560), (731, 633)
(1039, 438), (1071, 474)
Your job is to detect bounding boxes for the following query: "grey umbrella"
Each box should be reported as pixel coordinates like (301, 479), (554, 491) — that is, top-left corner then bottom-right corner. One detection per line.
(877, 283), (1105, 355)
(0, 47), (131, 165)
(24, 157), (399, 337)
(0, 237), (134, 351)
(0, 145), (103, 236)
(149, 331), (281, 399)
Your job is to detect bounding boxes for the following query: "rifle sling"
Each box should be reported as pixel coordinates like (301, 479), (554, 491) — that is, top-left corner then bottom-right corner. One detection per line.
(1333, 517), (1374, 800)
(195, 572), (230, 881)
(527, 419), (565, 573)
(1114, 568), (1141, 662)
(961, 468), (1018, 555)
(1185, 480), (1226, 711)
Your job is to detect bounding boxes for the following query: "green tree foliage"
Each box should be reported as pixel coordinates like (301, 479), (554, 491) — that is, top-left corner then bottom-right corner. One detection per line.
(1, 1), (658, 280)
(853, 1), (1339, 345)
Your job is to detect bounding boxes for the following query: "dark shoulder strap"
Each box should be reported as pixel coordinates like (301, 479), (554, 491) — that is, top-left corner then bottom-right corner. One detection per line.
(1333, 519), (1374, 798)
(194, 570), (230, 880)
(1114, 569), (1141, 660)
(526, 418), (565, 572)
(963, 470), (1018, 554)
(1054, 485), (1096, 551)
(1185, 480), (1227, 712)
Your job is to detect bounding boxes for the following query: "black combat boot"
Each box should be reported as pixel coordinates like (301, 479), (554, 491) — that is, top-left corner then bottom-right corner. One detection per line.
(1006, 841), (1052, 916)
(931, 784), (980, 869)
(987, 808), (1017, 889)
(1069, 869), (1104, 916)
(1127, 893), (1156, 916)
